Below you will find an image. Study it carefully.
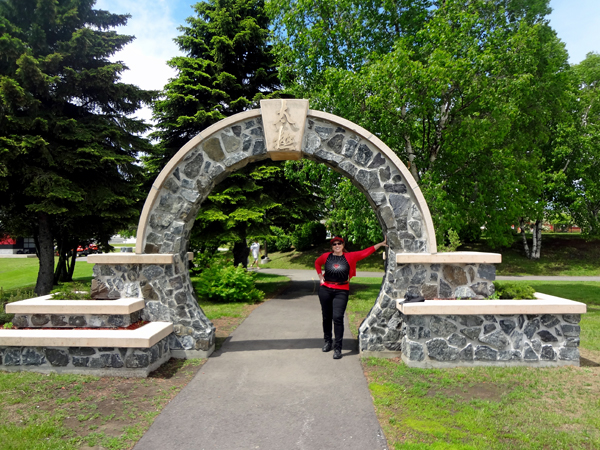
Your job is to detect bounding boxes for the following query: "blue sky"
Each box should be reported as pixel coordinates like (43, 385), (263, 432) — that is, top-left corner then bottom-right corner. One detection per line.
(95, 0), (600, 122)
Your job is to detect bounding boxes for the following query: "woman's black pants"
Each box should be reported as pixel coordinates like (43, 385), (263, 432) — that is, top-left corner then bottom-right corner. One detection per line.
(318, 286), (349, 351)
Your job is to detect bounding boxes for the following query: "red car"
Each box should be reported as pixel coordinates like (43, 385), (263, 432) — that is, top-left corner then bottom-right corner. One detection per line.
(76, 243), (99, 257)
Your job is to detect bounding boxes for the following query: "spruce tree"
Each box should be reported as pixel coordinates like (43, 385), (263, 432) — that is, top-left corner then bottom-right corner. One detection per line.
(0, 0), (153, 294)
(148, 0), (280, 176)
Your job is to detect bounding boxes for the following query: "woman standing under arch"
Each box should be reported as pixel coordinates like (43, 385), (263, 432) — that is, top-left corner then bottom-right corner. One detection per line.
(315, 236), (388, 359)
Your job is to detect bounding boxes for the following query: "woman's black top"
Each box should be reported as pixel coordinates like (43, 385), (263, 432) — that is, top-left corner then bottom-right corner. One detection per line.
(323, 254), (350, 283)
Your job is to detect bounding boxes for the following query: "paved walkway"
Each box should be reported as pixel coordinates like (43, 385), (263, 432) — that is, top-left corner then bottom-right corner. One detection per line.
(135, 277), (388, 450)
(259, 268), (600, 282)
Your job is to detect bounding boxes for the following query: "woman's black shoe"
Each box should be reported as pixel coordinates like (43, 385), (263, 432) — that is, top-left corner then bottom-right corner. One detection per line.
(333, 349), (342, 359)
(322, 341), (333, 352)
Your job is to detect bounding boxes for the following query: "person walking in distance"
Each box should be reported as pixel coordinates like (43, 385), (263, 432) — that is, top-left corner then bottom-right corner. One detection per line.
(315, 236), (388, 359)
(249, 240), (261, 269)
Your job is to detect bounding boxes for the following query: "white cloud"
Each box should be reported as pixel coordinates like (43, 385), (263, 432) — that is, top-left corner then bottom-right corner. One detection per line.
(95, 0), (186, 123)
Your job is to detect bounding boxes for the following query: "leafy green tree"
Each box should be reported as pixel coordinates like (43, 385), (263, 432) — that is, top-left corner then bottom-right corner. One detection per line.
(148, 0), (280, 177)
(269, 0), (571, 257)
(0, 0), (153, 294)
(551, 53), (600, 237)
(191, 161), (320, 267)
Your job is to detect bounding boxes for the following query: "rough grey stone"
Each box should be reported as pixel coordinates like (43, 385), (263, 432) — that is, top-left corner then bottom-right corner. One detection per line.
(470, 282), (492, 297)
(405, 315), (427, 327)
(368, 153), (386, 169)
(483, 323), (496, 334)
(448, 333), (467, 348)
(378, 206), (395, 229)
(31, 314), (50, 326)
(72, 356), (90, 367)
(430, 316), (457, 336)
(142, 265), (164, 280)
(540, 315), (560, 328)
(565, 337), (580, 347)
(511, 330), (524, 349)
(410, 270), (427, 285)
(384, 183), (407, 194)
(499, 319), (516, 336)
(524, 319), (540, 339)
(356, 170), (380, 190)
(426, 338), (459, 361)
(338, 161), (357, 178)
(523, 344), (538, 361)
(541, 345), (556, 361)
(183, 153), (205, 178)
(459, 344), (473, 360)
(126, 353), (150, 368)
(389, 194), (411, 218)
(315, 149), (343, 166)
(69, 347), (96, 356)
(460, 326), (481, 340)
(454, 286), (476, 299)
(304, 133), (320, 154)
(354, 144), (373, 166)
(404, 340), (425, 361)
(478, 330), (510, 349)
(443, 265), (468, 286)
(474, 346), (497, 361)
(477, 264), (496, 280)
(222, 134), (241, 153)
(457, 316), (484, 327)
(327, 134), (344, 153)
(379, 166), (391, 183)
(45, 349), (69, 366)
(315, 126), (333, 139)
(422, 283), (438, 299)
(558, 347), (579, 360)
(562, 314), (581, 324)
(341, 139), (358, 158)
(370, 192), (386, 206)
(531, 339), (542, 353)
(439, 279), (453, 298)
(224, 152), (246, 168)
(407, 327), (430, 340)
(203, 138), (225, 161)
(498, 350), (521, 361)
(561, 324), (581, 337)
(537, 330), (558, 342)
(408, 220), (422, 238)
(22, 348), (45, 365)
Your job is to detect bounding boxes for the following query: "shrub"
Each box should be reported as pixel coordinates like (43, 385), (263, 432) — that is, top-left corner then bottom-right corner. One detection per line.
(292, 222), (327, 251)
(270, 227), (293, 252)
(194, 258), (264, 303)
(459, 223), (482, 243)
(51, 282), (92, 300)
(0, 288), (36, 326)
(492, 282), (536, 299)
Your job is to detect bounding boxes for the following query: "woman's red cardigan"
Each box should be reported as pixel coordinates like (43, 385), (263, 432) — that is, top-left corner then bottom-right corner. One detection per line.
(314, 246), (377, 291)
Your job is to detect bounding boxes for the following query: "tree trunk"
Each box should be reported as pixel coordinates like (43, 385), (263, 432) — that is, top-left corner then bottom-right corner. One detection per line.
(263, 239), (268, 259)
(35, 212), (55, 295)
(232, 241), (250, 268)
(519, 219), (532, 259)
(532, 220), (542, 260)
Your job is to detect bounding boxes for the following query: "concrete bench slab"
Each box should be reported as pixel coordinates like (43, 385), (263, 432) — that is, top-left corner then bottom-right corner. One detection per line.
(0, 321), (173, 348)
(396, 251), (501, 264)
(6, 297), (145, 315)
(397, 293), (587, 315)
(87, 253), (174, 264)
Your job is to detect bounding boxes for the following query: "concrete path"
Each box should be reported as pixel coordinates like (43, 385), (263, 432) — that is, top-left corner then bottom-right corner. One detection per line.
(258, 268), (600, 282)
(135, 278), (388, 450)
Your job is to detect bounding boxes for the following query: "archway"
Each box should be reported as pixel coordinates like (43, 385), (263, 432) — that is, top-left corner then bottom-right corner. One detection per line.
(92, 100), (440, 357)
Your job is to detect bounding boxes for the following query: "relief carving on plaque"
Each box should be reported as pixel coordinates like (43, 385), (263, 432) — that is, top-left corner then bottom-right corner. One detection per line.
(260, 99), (309, 160)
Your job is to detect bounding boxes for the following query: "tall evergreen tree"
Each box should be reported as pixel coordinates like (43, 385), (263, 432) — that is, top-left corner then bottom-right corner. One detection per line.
(0, 0), (153, 294)
(148, 0), (280, 176)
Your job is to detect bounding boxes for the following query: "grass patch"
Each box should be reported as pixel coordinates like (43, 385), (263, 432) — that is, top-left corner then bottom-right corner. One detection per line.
(463, 233), (600, 276)
(0, 258), (94, 292)
(364, 359), (600, 449)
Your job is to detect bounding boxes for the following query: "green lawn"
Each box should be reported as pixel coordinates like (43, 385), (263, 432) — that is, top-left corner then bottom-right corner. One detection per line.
(348, 278), (600, 450)
(0, 258), (94, 292)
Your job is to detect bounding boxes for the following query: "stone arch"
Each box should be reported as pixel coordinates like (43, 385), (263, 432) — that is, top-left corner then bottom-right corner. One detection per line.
(93, 100), (442, 357)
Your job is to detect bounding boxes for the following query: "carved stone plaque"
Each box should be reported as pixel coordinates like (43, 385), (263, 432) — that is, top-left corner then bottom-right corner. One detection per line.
(260, 99), (309, 160)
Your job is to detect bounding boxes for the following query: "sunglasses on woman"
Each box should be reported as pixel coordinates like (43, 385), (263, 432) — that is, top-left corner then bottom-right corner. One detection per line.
(332, 242), (343, 246)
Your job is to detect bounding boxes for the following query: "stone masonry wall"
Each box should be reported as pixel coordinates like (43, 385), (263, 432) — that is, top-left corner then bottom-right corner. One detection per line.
(401, 313), (581, 367)
(0, 336), (170, 377)
(12, 310), (142, 328)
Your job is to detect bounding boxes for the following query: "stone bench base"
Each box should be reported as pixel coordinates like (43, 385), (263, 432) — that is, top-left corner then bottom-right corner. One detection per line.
(400, 312), (581, 368)
(0, 336), (171, 377)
